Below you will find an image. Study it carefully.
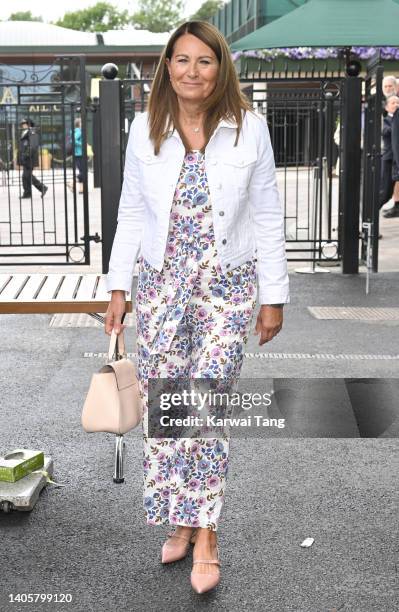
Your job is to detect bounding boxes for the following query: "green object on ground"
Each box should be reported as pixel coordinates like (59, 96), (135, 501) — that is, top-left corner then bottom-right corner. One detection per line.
(0, 449), (45, 483)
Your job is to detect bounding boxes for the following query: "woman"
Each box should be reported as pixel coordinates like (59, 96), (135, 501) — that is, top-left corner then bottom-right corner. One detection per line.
(105, 21), (289, 593)
(68, 118), (83, 194)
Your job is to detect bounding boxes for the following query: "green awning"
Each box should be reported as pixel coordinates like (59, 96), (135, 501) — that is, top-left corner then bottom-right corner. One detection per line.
(232, 0), (399, 50)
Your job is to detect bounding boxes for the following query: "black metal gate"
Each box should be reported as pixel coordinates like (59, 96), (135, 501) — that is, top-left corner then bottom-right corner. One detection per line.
(98, 58), (392, 275)
(248, 78), (344, 264)
(0, 57), (91, 265)
(98, 61), (347, 268)
(360, 53), (384, 272)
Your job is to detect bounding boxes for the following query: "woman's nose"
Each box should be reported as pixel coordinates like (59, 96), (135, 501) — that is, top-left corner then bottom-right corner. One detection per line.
(186, 64), (199, 78)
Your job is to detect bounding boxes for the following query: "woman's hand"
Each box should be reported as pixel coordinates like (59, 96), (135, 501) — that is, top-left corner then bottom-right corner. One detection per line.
(254, 305), (283, 346)
(105, 290), (126, 336)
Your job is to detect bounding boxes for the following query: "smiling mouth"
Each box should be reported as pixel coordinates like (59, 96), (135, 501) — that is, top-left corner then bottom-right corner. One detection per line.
(182, 82), (201, 86)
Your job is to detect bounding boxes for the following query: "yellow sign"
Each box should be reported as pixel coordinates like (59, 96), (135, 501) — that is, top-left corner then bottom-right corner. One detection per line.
(28, 104), (61, 112)
(0, 87), (17, 105)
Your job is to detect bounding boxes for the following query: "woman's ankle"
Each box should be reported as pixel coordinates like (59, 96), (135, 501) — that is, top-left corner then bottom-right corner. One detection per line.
(195, 527), (217, 543)
(174, 525), (196, 533)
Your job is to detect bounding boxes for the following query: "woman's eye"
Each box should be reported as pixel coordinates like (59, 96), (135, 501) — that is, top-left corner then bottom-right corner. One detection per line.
(176, 59), (211, 65)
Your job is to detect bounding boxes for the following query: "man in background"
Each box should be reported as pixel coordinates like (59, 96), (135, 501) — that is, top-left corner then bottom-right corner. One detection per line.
(379, 96), (399, 210)
(382, 75), (397, 98)
(18, 119), (48, 199)
(383, 98), (399, 218)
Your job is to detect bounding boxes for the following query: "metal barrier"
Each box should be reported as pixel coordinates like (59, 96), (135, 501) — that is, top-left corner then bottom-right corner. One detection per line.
(0, 57), (91, 265)
(98, 62), (346, 269)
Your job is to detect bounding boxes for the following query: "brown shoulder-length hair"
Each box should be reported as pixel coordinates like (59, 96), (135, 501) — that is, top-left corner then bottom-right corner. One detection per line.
(147, 20), (253, 155)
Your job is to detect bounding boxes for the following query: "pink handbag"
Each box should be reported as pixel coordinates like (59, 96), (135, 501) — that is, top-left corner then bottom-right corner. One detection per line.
(81, 329), (142, 434)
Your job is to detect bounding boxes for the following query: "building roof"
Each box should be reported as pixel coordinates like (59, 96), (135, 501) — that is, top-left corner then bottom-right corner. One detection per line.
(0, 20), (170, 49)
(102, 29), (170, 46)
(232, 0), (399, 50)
(0, 21), (97, 46)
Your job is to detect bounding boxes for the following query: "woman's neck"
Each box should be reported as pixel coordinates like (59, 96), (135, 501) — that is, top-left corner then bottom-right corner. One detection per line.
(177, 99), (204, 126)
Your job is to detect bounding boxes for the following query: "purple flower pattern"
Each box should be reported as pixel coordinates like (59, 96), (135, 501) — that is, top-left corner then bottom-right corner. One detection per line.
(135, 149), (257, 531)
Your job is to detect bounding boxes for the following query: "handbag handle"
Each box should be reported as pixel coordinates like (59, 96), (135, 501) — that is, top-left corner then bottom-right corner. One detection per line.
(108, 329), (127, 361)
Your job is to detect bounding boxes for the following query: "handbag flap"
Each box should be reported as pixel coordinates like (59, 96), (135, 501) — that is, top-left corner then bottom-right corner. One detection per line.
(108, 358), (138, 391)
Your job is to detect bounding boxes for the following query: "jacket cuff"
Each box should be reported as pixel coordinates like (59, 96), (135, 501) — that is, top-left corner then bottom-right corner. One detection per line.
(258, 289), (290, 305)
(105, 273), (133, 295)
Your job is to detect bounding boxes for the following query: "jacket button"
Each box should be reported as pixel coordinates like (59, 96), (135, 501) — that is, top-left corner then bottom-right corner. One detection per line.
(219, 211), (224, 216)
(222, 238), (227, 245)
(226, 264), (231, 269)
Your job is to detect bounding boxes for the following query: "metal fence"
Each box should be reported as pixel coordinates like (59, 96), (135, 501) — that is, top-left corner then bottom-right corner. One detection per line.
(1, 54), (382, 272)
(107, 63), (346, 265)
(0, 57), (91, 265)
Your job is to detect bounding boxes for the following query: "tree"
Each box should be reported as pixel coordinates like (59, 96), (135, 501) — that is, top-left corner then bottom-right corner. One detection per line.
(131, 0), (184, 33)
(54, 2), (130, 32)
(8, 11), (43, 22)
(190, 0), (224, 21)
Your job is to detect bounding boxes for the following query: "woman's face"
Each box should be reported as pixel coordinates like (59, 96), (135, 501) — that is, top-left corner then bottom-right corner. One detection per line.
(386, 96), (399, 114)
(166, 33), (219, 105)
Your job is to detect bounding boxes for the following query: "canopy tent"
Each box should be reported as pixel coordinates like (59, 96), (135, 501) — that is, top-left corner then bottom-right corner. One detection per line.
(231, 0), (399, 50)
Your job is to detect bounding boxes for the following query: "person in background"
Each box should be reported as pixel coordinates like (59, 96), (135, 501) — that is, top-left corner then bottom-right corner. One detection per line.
(382, 75), (397, 98)
(379, 96), (399, 210)
(332, 117), (340, 177)
(383, 96), (399, 218)
(68, 117), (83, 194)
(18, 119), (47, 199)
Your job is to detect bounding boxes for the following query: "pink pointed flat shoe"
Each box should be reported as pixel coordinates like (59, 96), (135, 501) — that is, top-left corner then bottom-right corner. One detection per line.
(161, 529), (197, 564)
(190, 545), (221, 593)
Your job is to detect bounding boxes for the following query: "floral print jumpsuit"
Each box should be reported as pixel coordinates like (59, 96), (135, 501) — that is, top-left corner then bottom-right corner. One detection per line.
(135, 149), (257, 531)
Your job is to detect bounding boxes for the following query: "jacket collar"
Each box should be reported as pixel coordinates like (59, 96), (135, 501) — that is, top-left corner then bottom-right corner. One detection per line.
(166, 114), (238, 140)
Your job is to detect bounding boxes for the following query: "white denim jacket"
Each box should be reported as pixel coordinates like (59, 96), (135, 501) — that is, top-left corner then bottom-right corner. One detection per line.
(106, 109), (290, 305)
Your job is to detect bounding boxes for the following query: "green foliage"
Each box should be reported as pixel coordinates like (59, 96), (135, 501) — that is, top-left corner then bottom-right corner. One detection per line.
(54, 2), (130, 32)
(8, 11), (43, 22)
(131, 0), (184, 33)
(190, 0), (224, 21)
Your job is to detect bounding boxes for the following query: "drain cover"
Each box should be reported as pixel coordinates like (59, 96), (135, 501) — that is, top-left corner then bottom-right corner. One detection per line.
(308, 307), (399, 320)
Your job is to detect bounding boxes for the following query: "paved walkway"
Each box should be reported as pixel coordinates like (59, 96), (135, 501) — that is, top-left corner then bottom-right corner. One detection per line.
(0, 264), (398, 611)
(1, 170), (398, 611)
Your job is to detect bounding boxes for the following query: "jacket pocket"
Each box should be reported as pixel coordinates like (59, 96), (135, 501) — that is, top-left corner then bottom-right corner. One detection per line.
(135, 149), (168, 202)
(135, 149), (167, 172)
(222, 146), (257, 167)
(222, 146), (257, 193)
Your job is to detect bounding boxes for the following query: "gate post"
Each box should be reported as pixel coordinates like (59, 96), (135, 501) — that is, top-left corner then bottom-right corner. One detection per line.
(99, 63), (123, 273)
(339, 74), (362, 274)
(361, 57), (383, 273)
(92, 97), (101, 189)
(78, 55), (91, 265)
